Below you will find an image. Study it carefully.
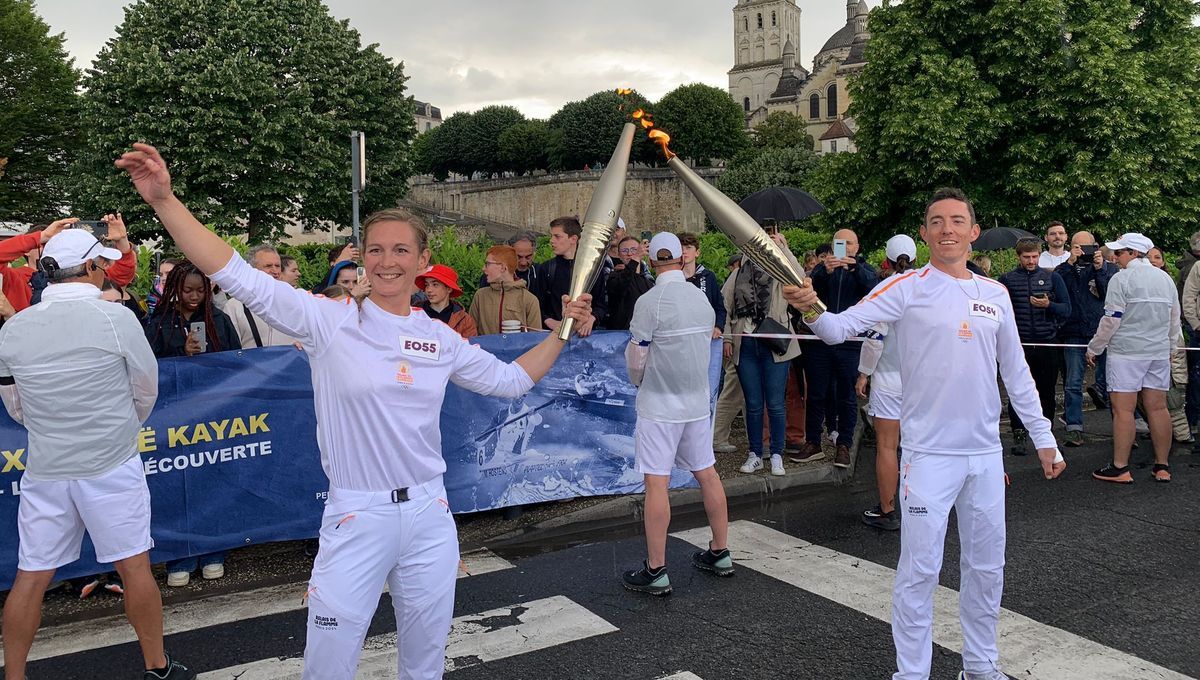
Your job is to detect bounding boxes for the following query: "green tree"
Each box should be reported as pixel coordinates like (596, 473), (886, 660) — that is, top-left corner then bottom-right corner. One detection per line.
(427, 112), (473, 179)
(71, 0), (416, 242)
(410, 128), (436, 177)
(463, 105), (525, 177)
(715, 145), (821, 204)
(0, 0), (81, 220)
(498, 120), (550, 175)
(834, 0), (1200, 246)
(547, 89), (656, 170)
(751, 111), (813, 150)
(652, 83), (748, 165)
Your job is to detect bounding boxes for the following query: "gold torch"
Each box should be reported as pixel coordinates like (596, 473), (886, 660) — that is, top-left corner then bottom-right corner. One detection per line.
(556, 121), (637, 340)
(649, 129), (826, 320)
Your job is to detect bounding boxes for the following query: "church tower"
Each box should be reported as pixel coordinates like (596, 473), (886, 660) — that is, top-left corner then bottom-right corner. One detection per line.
(728, 0), (802, 122)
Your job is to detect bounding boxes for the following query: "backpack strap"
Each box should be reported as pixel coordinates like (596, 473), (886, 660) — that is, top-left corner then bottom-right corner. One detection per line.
(242, 303), (264, 348)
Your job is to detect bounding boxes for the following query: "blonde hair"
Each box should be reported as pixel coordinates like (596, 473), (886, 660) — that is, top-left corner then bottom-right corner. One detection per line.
(354, 208), (431, 317)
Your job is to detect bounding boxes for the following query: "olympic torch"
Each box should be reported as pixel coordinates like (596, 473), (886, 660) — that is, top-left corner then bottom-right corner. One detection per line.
(557, 122), (636, 340)
(651, 131), (826, 318)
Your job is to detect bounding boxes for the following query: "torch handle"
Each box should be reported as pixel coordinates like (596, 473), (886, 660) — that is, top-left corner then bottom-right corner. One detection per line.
(556, 316), (576, 341)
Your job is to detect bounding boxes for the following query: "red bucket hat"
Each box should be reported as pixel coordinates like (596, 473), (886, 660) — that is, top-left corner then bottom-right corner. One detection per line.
(414, 264), (463, 298)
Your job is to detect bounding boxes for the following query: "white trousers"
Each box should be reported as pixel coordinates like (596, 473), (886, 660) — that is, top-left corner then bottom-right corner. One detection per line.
(893, 452), (1005, 680)
(303, 478), (459, 680)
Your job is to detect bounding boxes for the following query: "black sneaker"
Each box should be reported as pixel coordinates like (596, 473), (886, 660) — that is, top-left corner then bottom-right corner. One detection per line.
(1009, 429), (1029, 456)
(1087, 384), (1109, 410)
(862, 506), (900, 531)
(622, 562), (671, 596)
(691, 546), (735, 577)
(1092, 464), (1133, 484)
(144, 653), (196, 680)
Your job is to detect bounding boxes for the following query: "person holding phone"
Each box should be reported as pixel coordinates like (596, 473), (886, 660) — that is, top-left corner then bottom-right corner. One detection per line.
(28, 214), (140, 308)
(116, 143), (593, 680)
(145, 261), (240, 359)
(1055, 231), (1118, 446)
(799, 228), (879, 468)
(998, 238), (1071, 455)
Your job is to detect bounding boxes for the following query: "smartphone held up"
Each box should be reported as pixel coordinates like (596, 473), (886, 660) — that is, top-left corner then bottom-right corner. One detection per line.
(189, 321), (207, 353)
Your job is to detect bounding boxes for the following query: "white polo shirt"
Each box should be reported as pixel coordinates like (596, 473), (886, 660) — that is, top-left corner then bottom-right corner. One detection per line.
(810, 264), (1055, 456)
(0, 283), (158, 480)
(628, 270), (715, 423)
(210, 255), (535, 491)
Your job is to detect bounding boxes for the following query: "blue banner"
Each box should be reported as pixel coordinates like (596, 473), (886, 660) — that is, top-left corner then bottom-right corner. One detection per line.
(0, 333), (721, 589)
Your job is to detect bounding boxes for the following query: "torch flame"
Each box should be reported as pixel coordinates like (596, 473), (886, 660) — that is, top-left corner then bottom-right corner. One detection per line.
(616, 88), (633, 96)
(648, 129), (675, 159)
(632, 109), (644, 119)
(640, 118), (654, 129)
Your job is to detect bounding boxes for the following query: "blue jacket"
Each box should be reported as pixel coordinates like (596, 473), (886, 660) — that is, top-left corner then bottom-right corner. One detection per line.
(1054, 259), (1118, 342)
(997, 266), (1071, 343)
(686, 265), (727, 330)
(810, 255), (879, 314)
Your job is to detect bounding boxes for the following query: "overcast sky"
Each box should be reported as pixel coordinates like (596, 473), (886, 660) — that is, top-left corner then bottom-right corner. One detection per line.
(33, 0), (854, 119)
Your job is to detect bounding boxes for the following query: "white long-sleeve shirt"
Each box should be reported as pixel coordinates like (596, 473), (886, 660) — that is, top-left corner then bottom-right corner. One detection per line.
(858, 322), (902, 395)
(1087, 259), (1181, 359)
(211, 255), (535, 491)
(0, 283), (158, 480)
(809, 264), (1055, 456)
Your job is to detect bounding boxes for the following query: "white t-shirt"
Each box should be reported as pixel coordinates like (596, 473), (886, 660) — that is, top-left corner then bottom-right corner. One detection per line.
(1101, 259), (1180, 359)
(1039, 251), (1070, 269)
(628, 270), (715, 423)
(211, 255), (535, 491)
(810, 264), (1055, 456)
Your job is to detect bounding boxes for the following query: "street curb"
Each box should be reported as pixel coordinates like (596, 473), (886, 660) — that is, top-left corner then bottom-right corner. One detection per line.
(482, 411), (867, 550)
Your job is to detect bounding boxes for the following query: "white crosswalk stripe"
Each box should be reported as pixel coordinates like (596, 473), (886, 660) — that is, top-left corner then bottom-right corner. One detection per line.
(197, 595), (618, 678)
(672, 521), (1196, 680)
(655, 673), (705, 680)
(7, 549), (514, 664)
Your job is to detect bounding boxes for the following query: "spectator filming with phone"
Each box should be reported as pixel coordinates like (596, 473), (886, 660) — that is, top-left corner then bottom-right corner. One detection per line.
(144, 261), (240, 358)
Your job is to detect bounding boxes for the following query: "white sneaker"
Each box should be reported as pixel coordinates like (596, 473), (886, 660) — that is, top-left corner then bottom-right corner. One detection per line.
(1135, 417), (1150, 434)
(958, 672), (1007, 680)
(769, 454), (785, 476)
(166, 571), (190, 587)
(202, 563), (225, 580)
(713, 442), (737, 454)
(739, 454), (763, 473)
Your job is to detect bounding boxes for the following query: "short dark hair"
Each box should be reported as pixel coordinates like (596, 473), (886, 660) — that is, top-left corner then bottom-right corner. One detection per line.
(677, 233), (700, 249)
(618, 235), (640, 247)
(1015, 238), (1042, 255)
(815, 243), (833, 257)
(1047, 221), (1065, 231)
(280, 255), (297, 269)
(549, 217), (582, 239)
(925, 187), (976, 225)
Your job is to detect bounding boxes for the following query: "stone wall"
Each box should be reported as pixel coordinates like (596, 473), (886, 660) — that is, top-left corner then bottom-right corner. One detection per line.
(406, 167), (725, 234)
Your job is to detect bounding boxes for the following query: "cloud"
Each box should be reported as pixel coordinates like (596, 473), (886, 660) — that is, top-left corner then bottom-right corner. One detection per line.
(35, 0), (854, 118)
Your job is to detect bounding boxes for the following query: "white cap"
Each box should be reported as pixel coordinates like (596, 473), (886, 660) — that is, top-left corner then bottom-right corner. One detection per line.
(648, 232), (682, 261)
(617, 217), (626, 231)
(885, 234), (917, 263)
(42, 229), (122, 270)
(1104, 233), (1154, 254)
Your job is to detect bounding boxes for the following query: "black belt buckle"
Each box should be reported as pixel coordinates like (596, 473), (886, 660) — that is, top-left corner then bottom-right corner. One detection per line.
(391, 488), (409, 503)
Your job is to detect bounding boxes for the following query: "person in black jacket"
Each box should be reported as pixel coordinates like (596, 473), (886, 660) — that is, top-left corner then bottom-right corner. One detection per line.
(797, 229), (879, 467)
(145, 261), (240, 358)
(606, 236), (654, 330)
(679, 233), (727, 337)
(998, 238), (1071, 454)
(532, 216), (606, 334)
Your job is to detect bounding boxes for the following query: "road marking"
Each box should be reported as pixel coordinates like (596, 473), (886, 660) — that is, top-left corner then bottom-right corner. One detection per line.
(197, 595), (617, 678)
(672, 521), (1195, 680)
(9, 550), (514, 663)
(656, 673), (704, 680)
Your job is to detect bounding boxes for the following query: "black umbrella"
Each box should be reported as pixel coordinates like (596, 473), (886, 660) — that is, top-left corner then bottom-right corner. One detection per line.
(972, 227), (1038, 251)
(737, 186), (825, 223)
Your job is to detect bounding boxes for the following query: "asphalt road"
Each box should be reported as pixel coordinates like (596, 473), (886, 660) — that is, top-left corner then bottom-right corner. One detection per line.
(11, 409), (1200, 679)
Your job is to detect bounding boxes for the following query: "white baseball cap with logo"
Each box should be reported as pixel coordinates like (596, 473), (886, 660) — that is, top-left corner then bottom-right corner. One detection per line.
(648, 232), (682, 261)
(885, 234), (917, 262)
(1104, 233), (1154, 254)
(41, 229), (123, 271)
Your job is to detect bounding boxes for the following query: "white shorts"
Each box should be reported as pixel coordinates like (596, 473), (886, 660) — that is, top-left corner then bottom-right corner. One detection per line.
(17, 455), (153, 571)
(867, 387), (902, 421)
(1107, 356), (1170, 393)
(635, 418), (716, 476)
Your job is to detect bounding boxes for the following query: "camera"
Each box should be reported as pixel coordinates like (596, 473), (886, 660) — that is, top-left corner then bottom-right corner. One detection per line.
(76, 220), (109, 239)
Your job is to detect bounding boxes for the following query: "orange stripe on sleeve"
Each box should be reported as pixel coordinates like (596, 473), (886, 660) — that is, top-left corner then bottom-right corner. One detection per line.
(867, 271), (918, 301)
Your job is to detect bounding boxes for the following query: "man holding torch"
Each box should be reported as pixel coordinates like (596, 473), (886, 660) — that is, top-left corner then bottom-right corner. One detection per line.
(782, 187), (1065, 680)
(622, 233), (731, 596)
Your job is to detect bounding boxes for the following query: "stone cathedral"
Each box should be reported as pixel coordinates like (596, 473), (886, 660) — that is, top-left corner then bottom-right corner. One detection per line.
(727, 0), (871, 153)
